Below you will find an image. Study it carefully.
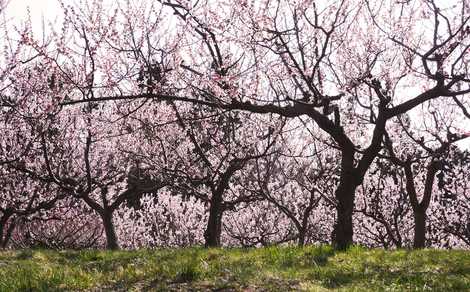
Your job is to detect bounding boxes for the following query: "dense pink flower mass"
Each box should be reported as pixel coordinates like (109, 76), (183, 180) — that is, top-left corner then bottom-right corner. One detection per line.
(0, 0), (469, 250)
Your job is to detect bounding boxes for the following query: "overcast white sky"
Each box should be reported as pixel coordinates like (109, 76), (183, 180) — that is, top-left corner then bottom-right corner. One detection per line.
(5, 0), (59, 29)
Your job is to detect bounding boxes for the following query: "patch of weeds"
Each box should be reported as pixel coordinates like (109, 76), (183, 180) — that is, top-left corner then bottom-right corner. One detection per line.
(279, 248), (299, 268)
(319, 270), (356, 289)
(173, 262), (200, 283)
(260, 276), (301, 290)
(303, 245), (335, 267)
(205, 249), (222, 262)
(15, 250), (34, 260)
(262, 246), (299, 268)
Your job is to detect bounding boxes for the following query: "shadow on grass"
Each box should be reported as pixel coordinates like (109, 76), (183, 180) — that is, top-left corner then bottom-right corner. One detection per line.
(2, 247), (468, 291)
(303, 245), (336, 267)
(307, 247), (470, 291)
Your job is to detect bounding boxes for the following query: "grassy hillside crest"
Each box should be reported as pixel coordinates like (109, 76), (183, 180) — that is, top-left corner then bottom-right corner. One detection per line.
(0, 246), (468, 291)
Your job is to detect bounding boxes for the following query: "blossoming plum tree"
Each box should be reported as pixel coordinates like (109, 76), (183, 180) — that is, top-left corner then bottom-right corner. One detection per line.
(106, 0), (469, 249)
(1, 0), (469, 250)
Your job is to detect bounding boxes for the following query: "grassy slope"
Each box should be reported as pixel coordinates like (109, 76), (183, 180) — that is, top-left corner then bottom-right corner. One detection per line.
(0, 246), (468, 291)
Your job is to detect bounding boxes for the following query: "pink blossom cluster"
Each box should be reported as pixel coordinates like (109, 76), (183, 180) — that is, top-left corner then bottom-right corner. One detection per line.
(0, 0), (469, 250)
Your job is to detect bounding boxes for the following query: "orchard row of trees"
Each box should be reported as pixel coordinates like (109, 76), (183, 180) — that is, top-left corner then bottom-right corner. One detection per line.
(0, 0), (469, 250)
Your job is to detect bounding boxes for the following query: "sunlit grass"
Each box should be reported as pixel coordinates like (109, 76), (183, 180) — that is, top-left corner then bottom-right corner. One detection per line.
(0, 245), (468, 291)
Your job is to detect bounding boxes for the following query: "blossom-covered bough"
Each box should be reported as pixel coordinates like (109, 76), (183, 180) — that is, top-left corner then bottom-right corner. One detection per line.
(0, 0), (469, 250)
(100, 0), (468, 249)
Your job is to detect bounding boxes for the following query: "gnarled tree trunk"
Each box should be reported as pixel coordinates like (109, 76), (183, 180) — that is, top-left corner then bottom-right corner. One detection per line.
(204, 191), (224, 247)
(332, 148), (357, 250)
(0, 212), (13, 249)
(101, 211), (119, 250)
(332, 182), (356, 250)
(404, 160), (439, 249)
(413, 208), (426, 248)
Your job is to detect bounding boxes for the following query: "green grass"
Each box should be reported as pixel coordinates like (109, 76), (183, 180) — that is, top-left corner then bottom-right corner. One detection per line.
(0, 245), (468, 291)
